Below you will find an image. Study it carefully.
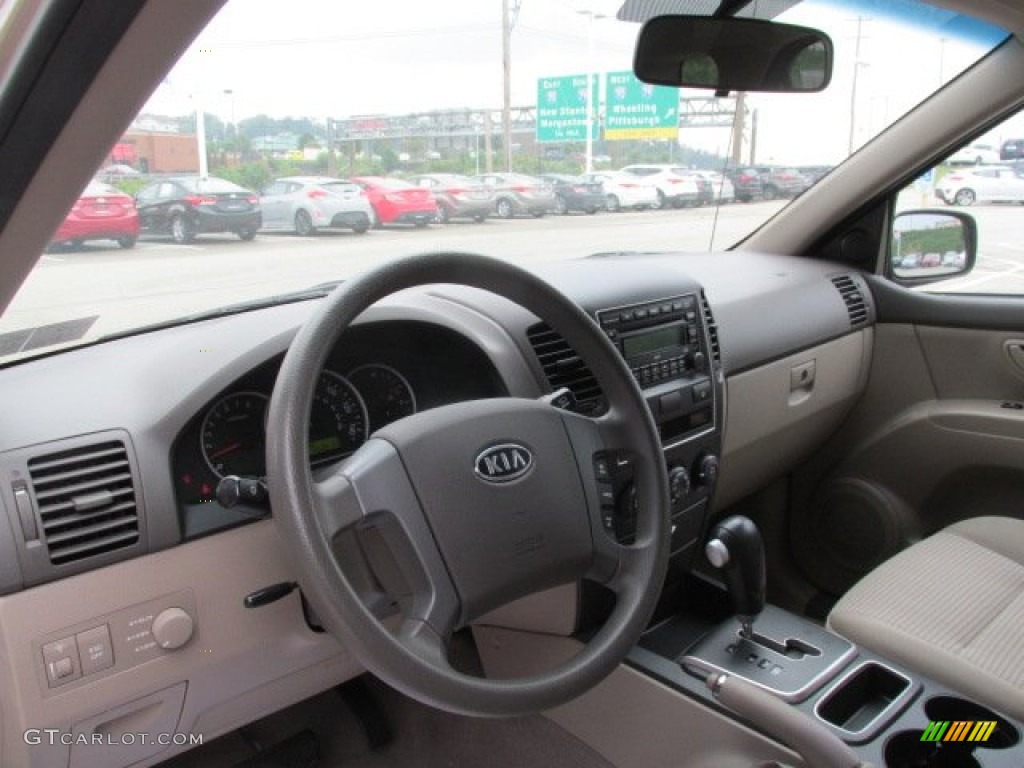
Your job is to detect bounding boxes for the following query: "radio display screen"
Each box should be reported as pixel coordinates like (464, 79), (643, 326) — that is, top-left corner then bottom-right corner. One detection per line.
(623, 326), (685, 358)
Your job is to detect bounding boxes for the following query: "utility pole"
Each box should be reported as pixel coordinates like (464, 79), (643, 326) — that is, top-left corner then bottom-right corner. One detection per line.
(326, 118), (335, 176)
(501, 0), (521, 172)
(196, 100), (208, 179)
(730, 92), (746, 165)
(485, 113), (494, 173)
(579, 10), (606, 174)
(750, 108), (758, 164)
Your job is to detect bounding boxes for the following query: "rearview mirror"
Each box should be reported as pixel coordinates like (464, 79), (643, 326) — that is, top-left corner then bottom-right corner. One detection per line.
(890, 210), (977, 284)
(634, 16), (833, 93)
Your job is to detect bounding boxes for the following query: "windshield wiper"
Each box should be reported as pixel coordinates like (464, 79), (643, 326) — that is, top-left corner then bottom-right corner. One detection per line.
(98, 280), (345, 343)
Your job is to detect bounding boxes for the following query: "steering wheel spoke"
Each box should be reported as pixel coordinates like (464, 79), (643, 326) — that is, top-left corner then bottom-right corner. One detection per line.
(312, 467), (363, 540)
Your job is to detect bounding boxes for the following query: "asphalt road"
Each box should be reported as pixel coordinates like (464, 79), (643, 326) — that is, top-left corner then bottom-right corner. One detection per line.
(4, 199), (1023, 346)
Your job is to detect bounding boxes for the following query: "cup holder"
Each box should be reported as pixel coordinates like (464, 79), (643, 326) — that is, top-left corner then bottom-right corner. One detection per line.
(885, 697), (1020, 767)
(924, 696), (1019, 750)
(885, 730), (980, 768)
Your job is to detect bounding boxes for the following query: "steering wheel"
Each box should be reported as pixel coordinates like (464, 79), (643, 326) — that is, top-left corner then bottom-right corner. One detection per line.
(266, 252), (670, 716)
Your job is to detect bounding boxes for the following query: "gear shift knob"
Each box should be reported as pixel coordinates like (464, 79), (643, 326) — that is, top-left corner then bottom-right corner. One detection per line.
(705, 515), (766, 638)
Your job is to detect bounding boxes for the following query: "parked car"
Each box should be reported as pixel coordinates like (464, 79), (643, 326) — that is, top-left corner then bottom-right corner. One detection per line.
(796, 165), (834, 184)
(350, 177), (438, 228)
(407, 174), (494, 222)
(474, 172), (558, 218)
(97, 163), (141, 179)
(51, 180), (139, 250)
(259, 176), (372, 235)
(579, 171), (660, 211)
(537, 174), (605, 214)
(948, 141), (1001, 165)
(135, 176), (261, 243)
(936, 165), (1024, 205)
(752, 166), (809, 199)
(1000, 138), (1024, 160)
(693, 171), (736, 204)
(619, 164), (702, 208)
(723, 166), (765, 202)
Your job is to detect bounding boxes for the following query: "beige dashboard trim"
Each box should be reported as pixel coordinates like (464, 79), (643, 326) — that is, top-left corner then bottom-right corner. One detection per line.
(717, 330), (872, 509)
(0, 520), (359, 768)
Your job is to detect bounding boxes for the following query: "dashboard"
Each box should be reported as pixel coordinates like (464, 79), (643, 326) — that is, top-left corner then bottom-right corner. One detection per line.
(0, 251), (875, 768)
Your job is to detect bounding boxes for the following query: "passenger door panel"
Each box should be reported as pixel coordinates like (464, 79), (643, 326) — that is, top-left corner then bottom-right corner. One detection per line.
(790, 320), (1024, 598)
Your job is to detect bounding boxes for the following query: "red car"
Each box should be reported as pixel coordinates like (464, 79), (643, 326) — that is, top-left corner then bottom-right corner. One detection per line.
(52, 180), (140, 249)
(351, 176), (438, 228)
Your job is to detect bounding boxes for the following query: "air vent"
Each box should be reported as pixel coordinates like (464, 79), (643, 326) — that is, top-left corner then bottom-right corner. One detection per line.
(526, 323), (604, 413)
(699, 292), (721, 367)
(831, 275), (869, 327)
(27, 440), (139, 566)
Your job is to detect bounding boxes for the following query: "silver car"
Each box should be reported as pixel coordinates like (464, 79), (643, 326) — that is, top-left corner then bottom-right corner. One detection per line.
(260, 176), (373, 235)
(473, 172), (558, 218)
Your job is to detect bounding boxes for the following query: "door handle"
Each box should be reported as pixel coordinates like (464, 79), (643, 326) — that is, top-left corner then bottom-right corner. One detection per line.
(1005, 340), (1024, 378)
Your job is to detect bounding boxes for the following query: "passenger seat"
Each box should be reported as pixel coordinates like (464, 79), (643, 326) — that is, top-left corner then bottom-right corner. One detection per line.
(828, 516), (1024, 722)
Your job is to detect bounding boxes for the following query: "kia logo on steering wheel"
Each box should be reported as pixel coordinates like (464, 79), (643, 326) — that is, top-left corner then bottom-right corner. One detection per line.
(474, 443), (533, 483)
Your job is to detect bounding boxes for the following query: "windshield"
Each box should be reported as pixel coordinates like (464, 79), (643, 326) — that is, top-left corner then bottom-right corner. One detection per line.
(0, 0), (1007, 363)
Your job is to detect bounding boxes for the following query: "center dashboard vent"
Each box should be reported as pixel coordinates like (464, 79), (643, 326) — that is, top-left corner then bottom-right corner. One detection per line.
(831, 274), (870, 328)
(27, 439), (140, 566)
(699, 291), (721, 368)
(526, 322), (604, 414)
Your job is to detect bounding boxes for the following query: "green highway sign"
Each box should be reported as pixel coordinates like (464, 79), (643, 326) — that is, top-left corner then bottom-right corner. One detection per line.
(604, 71), (679, 140)
(536, 74), (599, 143)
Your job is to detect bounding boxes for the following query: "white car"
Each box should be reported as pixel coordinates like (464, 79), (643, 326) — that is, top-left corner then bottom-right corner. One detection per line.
(937, 165), (1024, 205)
(947, 141), (1001, 165)
(694, 171), (736, 203)
(259, 176), (373, 235)
(580, 171), (660, 211)
(619, 164), (702, 208)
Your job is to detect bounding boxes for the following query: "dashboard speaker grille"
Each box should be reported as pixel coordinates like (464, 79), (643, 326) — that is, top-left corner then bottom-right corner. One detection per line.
(526, 322), (604, 414)
(699, 292), (721, 367)
(831, 275), (869, 327)
(28, 440), (140, 565)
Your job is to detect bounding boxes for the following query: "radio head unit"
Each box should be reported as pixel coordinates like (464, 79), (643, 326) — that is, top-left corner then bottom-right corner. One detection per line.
(596, 294), (708, 388)
(596, 293), (715, 445)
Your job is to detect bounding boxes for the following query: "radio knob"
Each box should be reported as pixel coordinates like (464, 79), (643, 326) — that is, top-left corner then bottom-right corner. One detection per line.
(695, 454), (720, 488)
(668, 466), (691, 510)
(151, 607), (194, 651)
(692, 351), (706, 371)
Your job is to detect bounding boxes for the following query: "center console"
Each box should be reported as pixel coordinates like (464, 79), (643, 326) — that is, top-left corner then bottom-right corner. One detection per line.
(592, 292), (723, 568)
(630, 519), (1024, 768)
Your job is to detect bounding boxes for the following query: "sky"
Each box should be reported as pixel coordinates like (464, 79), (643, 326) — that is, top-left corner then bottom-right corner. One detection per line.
(145, 0), (1012, 166)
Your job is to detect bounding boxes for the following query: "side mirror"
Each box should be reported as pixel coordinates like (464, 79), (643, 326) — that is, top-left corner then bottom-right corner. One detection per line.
(634, 16), (833, 93)
(890, 210), (977, 285)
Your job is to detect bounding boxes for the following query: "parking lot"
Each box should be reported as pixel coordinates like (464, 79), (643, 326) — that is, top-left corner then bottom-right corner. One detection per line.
(4, 199), (1023, 344)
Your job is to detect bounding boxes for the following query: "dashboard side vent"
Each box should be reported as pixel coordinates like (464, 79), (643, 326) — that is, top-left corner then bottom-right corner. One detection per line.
(831, 275), (869, 327)
(526, 323), (604, 413)
(699, 292), (721, 367)
(27, 440), (140, 566)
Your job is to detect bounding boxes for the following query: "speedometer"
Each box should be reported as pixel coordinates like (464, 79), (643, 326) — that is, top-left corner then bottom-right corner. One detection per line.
(347, 364), (416, 432)
(201, 391), (269, 479)
(309, 371), (369, 467)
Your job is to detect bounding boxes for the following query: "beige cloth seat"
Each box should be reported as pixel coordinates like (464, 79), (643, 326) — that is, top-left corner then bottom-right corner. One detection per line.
(828, 516), (1024, 722)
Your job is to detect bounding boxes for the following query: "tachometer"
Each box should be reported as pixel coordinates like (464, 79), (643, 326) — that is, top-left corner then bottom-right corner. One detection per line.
(347, 364), (416, 433)
(200, 391), (269, 479)
(309, 371), (369, 467)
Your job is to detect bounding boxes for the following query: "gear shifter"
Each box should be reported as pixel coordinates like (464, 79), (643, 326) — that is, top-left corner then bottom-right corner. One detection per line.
(705, 515), (765, 638)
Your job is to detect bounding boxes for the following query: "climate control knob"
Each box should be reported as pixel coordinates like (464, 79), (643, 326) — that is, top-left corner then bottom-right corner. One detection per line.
(668, 466), (691, 510)
(695, 454), (720, 488)
(152, 607), (194, 651)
